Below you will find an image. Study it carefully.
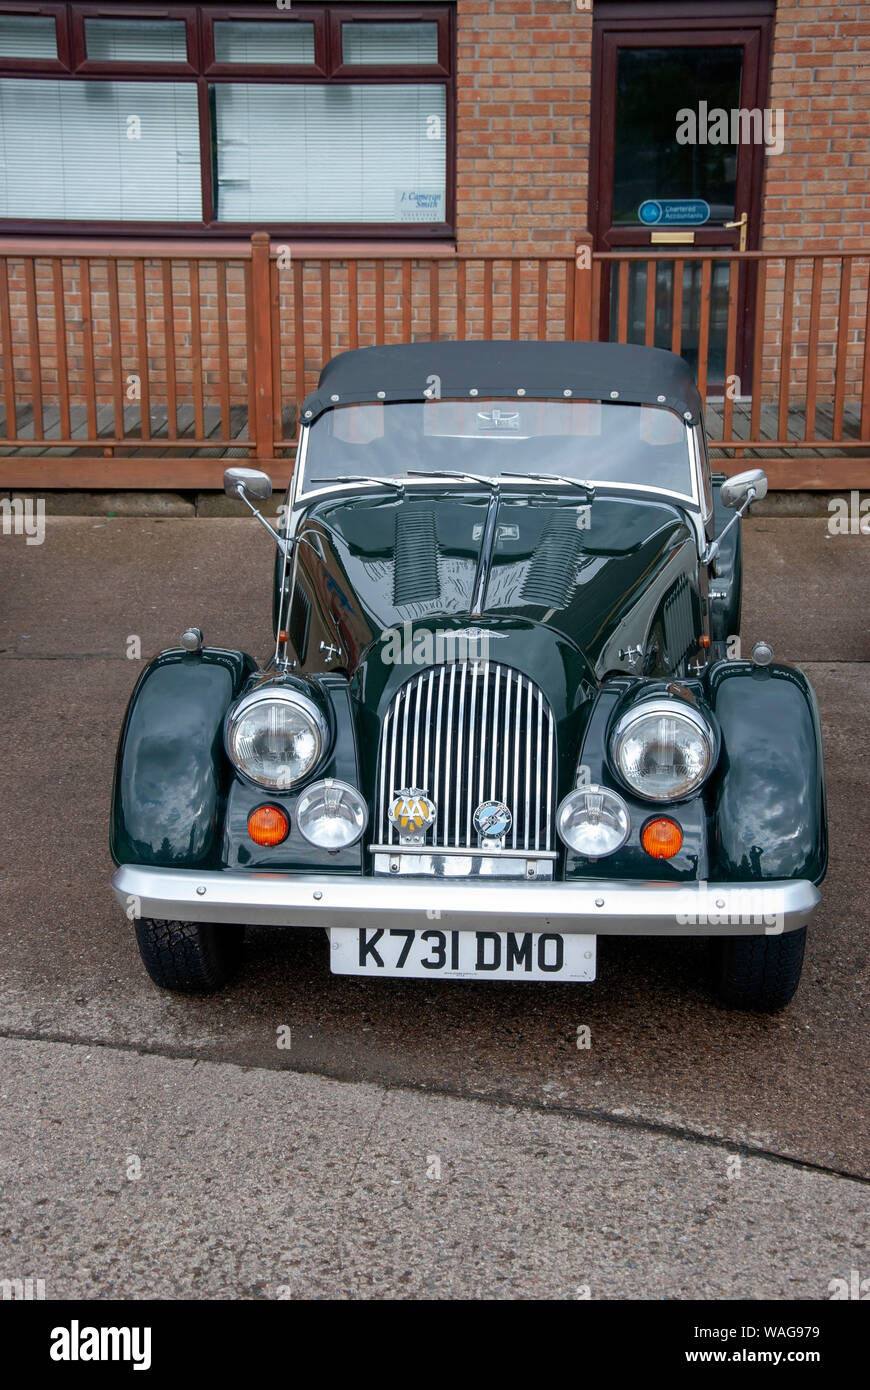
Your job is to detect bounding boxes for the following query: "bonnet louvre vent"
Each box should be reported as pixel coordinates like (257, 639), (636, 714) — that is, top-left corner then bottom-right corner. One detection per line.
(393, 509), (440, 605)
(520, 511), (583, 608)
(663, 576), (695, 669)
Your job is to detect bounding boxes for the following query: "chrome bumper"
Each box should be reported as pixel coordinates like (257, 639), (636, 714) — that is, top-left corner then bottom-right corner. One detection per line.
(111, 866), (820, 937)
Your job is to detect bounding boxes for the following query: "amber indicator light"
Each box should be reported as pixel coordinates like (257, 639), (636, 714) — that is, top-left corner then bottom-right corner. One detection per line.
(248, 805), (290, 847)
(641, 817), (683, 859)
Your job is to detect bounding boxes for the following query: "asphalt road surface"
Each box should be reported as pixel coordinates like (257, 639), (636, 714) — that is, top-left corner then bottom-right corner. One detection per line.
(0, 513), (867, 1299)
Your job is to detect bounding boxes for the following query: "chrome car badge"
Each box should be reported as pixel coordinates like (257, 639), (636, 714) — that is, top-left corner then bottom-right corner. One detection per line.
(473, 799), (513, 847)
(476, 408), (519, 431)
(388, 788), (437, 844)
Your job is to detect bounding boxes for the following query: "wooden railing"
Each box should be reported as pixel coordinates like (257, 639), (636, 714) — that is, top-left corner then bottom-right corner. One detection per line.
(0, 232), (867, 489)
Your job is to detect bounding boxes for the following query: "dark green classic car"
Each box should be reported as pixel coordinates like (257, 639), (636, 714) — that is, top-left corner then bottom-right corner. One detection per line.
(111, 341), (827, 1010)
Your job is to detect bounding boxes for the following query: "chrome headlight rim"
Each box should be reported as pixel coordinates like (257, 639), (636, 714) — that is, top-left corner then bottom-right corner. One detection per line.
(224, 686), (329, 792)
(295, 777), (369, 850)
(556, 783), (631, 858)
(610, 697), (717, 803)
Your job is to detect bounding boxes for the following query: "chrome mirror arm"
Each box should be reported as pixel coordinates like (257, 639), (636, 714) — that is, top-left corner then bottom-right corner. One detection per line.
(701, 486), (757, 566)
(233, 483), (290, 557)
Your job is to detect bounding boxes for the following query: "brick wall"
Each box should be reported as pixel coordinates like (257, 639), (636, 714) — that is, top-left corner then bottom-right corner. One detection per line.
(759, 0), (870, 402)
(454, 0), (592, 256)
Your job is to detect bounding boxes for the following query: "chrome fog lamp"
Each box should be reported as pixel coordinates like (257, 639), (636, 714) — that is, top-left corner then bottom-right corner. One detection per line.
(611, 699), (716, 802)
(295, 778), (368, 849)
(557, 785), (630, 858)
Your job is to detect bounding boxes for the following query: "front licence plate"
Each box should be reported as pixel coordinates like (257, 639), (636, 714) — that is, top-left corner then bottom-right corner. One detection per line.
(330, 927), (596, 981)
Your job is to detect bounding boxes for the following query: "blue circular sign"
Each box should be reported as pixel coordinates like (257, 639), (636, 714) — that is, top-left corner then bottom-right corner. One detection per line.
(639, 200), (663, 225)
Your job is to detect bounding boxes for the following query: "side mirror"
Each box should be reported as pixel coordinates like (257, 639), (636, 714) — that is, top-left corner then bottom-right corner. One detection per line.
(224, 466), (272, 501)
(721, 468), (767, 509)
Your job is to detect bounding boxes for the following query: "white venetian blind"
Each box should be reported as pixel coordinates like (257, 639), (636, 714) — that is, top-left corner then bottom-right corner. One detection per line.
(213, 21), (315, 64)
(0, 15), (58, 58)
(214, 83), (446, 223)
(342, 23), (438, 65)
(0, 78), (202, 220)
(84, 19), (188, 63)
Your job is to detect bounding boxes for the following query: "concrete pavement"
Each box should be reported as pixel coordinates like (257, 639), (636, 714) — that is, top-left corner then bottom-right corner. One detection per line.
(0, 513), (868, 1298)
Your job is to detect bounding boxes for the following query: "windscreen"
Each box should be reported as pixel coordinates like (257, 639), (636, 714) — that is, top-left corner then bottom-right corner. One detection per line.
(303, 398), (695, 499)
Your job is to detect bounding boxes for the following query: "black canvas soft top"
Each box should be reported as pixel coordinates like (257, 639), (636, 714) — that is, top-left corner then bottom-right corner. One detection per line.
(300, 340), (703, 426)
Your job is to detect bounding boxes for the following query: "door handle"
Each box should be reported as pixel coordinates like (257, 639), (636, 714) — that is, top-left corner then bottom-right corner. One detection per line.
(724, 211), (748, 252)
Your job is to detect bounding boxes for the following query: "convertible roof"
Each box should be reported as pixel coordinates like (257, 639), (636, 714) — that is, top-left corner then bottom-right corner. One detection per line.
(300, 340), (703, 425)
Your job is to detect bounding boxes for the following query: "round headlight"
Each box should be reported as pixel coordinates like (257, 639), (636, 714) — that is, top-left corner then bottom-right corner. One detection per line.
(557, 785), (630, 858)
(225, 688), (327, 790)
(611, 699), (715, 802)
(296, 779), (368, 849)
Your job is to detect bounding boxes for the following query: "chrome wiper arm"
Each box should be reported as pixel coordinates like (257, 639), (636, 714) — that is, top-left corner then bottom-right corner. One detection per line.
(406, 469), (498, 489)
(500, 471), (595, 498)
(327, 474), (405, 494)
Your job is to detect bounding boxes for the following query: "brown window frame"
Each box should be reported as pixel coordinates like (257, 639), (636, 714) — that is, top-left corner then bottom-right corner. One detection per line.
(0, 0), (455, 240)
(0, 2), (70, 70)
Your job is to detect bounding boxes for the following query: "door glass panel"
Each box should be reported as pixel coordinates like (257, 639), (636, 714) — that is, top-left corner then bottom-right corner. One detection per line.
(609, 258), (732, 384)
(613, 47), (742, 225)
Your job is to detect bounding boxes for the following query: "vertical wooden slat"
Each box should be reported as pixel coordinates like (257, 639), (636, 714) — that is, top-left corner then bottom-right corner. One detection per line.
(244, 260), (256, 454)
(861, 263), (870, 443)
(347, 260), (358, 350)
(832, 256), (852, 439)
(483, 259), (493, 339)
(721, 258), (740, 442)
(80, 259), (98, 443)
(375, 259), (385, 344)
(457, 259), (467, 339)
(402, 260), (412, 342)
(292, 258), (305, 423)
(321, 261), (331, 362)
(189, 260), (204, 441)
(536, 261), (547, 340)
(161, 261), (177, 440)
(510, 259), (520, 339)
(697, 258), (712, 402)
(250, 232), (275, 460)
(270, 258), (282, 442)
(51, 259), (71, 440)
(804, 256), (824, 441)
(133, 258), (150, 441)
(22, 257), (43, 439)
(106, 257), (123, 443)
(778, 256), (796, 441)
(617, 260), (629, 343)
(429, 260), (438, 339)
(564, 254), (575, 340)
(590, 258), (602, 342)
(670, 259), (684, 356)
(644, 260), (656, 345)
(749, 258), (767, 448)
(0, 257), (15, 437)
(217, 260), (231, 439)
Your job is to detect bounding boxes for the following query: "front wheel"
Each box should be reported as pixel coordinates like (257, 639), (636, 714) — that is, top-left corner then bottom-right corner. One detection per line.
(713, 927), (806, 1012)
(134, 917), (244, 992)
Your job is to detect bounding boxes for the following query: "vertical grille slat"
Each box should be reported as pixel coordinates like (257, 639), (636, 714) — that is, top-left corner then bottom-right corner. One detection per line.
(378, 661), (556, 853)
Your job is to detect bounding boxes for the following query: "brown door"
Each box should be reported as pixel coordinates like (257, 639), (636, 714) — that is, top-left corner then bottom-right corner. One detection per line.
(591, 2), (774, 391)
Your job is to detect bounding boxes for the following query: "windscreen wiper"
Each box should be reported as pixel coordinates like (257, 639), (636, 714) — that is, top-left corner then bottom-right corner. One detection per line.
(500, 471), (595, 499)
(319, 474), (405, 494)
(406, 469), (499, 489)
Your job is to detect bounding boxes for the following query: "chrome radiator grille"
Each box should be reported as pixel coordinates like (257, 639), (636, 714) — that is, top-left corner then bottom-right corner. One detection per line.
(376, 661), (557, 851)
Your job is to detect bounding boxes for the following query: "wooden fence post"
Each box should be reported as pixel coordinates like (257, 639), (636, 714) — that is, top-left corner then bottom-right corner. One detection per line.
(250, 231), (275, 462)
(572, 231), (595, 341)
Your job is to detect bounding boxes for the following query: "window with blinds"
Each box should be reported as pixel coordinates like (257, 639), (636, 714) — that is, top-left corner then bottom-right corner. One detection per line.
(213, 83), (446, 223)
(0, 78), (202, 220)
(0, 4), (452, 234)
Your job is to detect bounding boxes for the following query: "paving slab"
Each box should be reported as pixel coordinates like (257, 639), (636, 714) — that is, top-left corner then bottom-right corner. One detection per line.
(1, 1037), (866, 1301)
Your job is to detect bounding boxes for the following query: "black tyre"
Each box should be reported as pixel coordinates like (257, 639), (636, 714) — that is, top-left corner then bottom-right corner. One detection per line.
(713, 927), (806, 1012)
(134, 917), (244, 992)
